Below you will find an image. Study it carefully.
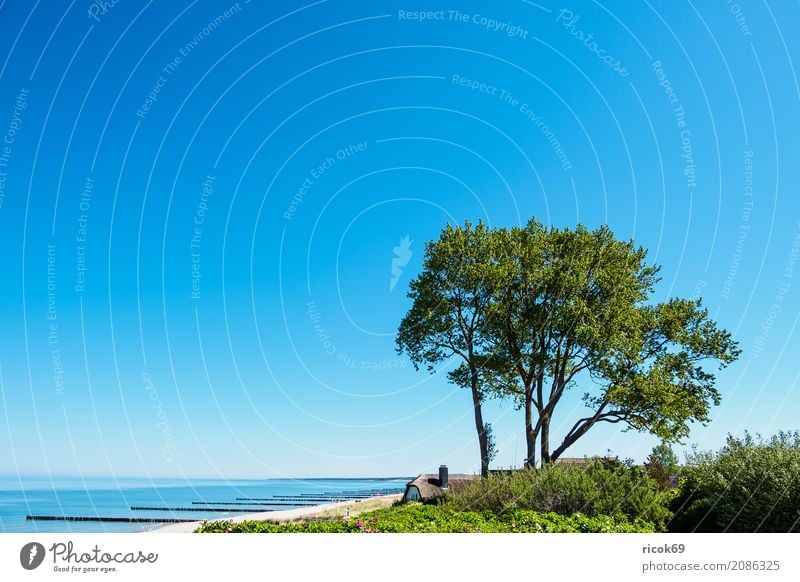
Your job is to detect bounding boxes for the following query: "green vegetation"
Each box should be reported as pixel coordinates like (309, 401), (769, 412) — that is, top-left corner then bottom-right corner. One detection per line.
(197, 432), (800, 533)
(448, 461), (671, 530)
(198, 461), (665, 533)
(196, 501), (655, 533)
(649, 441), (679, 471)
(670, 431), (800, 532)
(645, 441), (679, 491)
(397, 220), (739, 473)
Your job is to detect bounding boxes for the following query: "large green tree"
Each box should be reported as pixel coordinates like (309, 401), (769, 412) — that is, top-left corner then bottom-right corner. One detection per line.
(396, 222), (505, 477)
(399, 219), (740, 469)
(489, 221), (740, 464)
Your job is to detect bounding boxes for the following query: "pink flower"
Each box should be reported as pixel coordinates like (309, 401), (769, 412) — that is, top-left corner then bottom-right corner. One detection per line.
(225, 528), (233, 533)
(356, 520), (364, 528)
(364, 526), (372, 533)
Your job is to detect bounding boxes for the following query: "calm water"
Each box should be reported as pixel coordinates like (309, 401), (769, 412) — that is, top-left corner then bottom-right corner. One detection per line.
(0, 477), (408, 533)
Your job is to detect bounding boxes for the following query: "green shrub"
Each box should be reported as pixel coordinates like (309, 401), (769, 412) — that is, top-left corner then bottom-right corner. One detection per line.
(649, 442), (679, 472)
(645, 441), (679, 491)
(502, 509), (656, 533)
(670, 431), (800, 532)
(446, 461), (671, 529)
(195, 502), (655, 533)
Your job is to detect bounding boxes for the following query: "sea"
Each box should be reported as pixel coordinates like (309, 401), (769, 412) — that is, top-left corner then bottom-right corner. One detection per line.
(0, 477), (409, 533)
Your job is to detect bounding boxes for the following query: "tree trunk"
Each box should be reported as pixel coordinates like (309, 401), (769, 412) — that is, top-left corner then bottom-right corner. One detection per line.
(540, 414), (552, 464)
(551, 402), (611, 461)
(551, 441), (568, 462)
(551, 432), (577, 462)
(551, 418), (593, 461)
(469, 367), (490, 477)
(523, 390), (537, 468)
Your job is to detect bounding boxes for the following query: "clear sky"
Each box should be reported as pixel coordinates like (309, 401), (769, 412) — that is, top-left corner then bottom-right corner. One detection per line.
(0, 1), (798, 480)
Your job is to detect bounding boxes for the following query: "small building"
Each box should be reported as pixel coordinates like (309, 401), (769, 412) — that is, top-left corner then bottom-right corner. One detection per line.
(403, 465), (478, 502)
(554, 456), (619, 468)
(553, 457), (592, 468)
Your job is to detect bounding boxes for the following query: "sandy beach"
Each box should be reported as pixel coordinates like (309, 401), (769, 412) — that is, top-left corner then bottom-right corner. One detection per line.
(151, 494), (403, 533)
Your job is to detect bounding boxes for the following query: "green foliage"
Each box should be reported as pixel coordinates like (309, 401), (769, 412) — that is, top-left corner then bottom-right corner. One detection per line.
(195, 502), (655, 533)
(396, 220), (504, 375)
(649, 441), (679, 472)
(644, 458), (673, 492)
(669, 431), (800, 532)
(446, 462), (672, 530)
(397, 218), (740, 467)
(196, 461), (678, 534)
(505, 509), (656, 533)
(494, 222), (738, 455)
(645, 441), (679, 491)
(601, 298), (740, 443)
(484, 422), (498, 463)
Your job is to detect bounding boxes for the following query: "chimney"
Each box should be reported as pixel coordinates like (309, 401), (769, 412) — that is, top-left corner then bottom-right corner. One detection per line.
(439, 465), (449, 489)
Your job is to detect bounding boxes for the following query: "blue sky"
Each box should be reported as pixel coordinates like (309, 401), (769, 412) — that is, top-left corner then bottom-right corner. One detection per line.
(0, 0), (798, 479)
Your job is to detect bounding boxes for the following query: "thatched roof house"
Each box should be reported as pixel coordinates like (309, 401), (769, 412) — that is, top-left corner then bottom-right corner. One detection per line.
(403, 465), (478, 502)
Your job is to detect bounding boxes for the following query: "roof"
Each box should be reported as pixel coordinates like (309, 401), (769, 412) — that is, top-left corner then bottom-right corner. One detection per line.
(403, 473), (478, 501)
(553, 457), (591, 467)
(554, 456), (618, 467)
